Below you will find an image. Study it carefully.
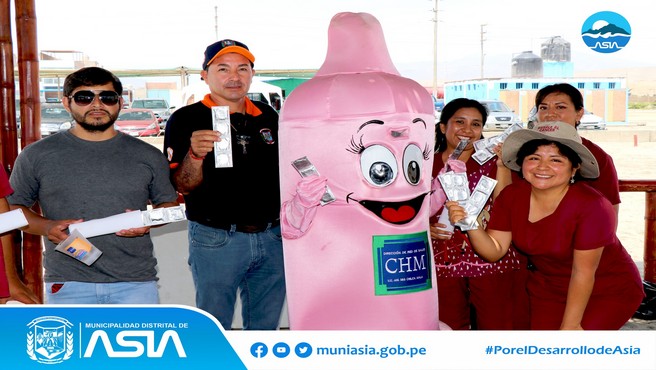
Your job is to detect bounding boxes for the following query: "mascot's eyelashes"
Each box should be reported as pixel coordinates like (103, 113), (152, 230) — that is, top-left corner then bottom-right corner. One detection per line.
(348, 137), (432, 161)
(423, 144), (431, 161)
(347, 135), (365, 154)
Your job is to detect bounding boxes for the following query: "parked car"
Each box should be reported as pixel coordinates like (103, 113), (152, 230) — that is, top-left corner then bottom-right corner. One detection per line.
(41, 103), (72, 136)
(433, 96), (445, 112)
(579, 109), (607, 130)
(114, 108), (161, 137)
(130, 99), (174, 129)
(527, 106), (606, 130)
(479, 100), (523, 130)
(433, 96), (444, 122)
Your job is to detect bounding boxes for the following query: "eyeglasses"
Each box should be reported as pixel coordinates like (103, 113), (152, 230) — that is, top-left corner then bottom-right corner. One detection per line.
(69, 90), (121, 106)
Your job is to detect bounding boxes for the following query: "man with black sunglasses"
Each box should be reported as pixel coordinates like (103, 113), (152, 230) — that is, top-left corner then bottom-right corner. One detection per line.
(8, 67), (179, 304)
(164, 39), (285, 330)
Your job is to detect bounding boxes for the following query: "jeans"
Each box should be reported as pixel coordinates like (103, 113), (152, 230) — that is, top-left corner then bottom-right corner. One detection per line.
(188, 221), (286, 330)
(45, 281), (159, 304)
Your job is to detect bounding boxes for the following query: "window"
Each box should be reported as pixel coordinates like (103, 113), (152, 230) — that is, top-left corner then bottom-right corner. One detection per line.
(593, 82), (600, 89)
(578, 83), (585, 89)
(500, 83), (508, 89)
(532, 83), (539, 89)
(516, 82), (523, 89)
(609, 82), (616, 89)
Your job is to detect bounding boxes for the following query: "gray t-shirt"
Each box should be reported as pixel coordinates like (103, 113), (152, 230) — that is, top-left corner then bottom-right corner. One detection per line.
(8, 131), (178, 283)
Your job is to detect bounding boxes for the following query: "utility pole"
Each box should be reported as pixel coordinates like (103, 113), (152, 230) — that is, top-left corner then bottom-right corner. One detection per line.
(480, 24), (487, 78)
(431, 0), (438, 97)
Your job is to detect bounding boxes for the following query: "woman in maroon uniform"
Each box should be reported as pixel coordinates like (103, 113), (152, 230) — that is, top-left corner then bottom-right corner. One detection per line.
(534, 83), (620, 216)
(446, 121), (643, 330)
(430, 98), (522, 330)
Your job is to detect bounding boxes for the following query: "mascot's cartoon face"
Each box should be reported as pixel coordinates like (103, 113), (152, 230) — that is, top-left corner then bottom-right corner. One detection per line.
(345, 117), (432, 225)
(279, 11), (436, 229)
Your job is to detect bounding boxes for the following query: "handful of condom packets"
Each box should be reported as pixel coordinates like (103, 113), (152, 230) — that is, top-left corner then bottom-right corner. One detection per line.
(438, 172), (497, 231)
(454, 176), (497, 231)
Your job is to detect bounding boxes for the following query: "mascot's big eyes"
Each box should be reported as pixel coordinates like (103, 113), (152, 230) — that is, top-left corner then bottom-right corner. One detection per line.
(360, 144), (397, 187)
(403, 144), (424, 185)
(370, 163), (394, 185)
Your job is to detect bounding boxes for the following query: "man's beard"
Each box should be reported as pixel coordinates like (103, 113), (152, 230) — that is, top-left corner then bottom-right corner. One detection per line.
(71, 110), (118, 132)
(76, 120), (115, 132)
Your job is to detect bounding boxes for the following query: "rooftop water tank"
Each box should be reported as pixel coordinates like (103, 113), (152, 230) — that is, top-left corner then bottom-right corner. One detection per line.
(541, 36), (571, 62)
(511, 51), (543, 78)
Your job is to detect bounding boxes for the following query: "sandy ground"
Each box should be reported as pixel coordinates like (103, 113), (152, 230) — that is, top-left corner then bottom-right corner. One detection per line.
(144, 109), (656, 329)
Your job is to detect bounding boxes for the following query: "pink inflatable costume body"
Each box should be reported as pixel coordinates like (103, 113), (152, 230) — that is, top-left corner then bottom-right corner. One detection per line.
(279, 12), (440, 329)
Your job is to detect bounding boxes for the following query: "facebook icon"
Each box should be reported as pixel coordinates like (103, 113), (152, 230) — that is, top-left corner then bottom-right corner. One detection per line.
(250, 342), (268, 358)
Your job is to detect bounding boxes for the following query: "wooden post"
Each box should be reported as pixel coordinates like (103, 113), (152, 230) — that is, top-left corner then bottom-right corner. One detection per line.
(0, 0), (19, 167)
(645, 191), (656, 282)
(619, 180), (656, 283)
(14, 0), (43, 300)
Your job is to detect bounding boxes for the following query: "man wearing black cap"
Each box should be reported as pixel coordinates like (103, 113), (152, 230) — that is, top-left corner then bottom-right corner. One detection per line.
(164, 39), (285, 330)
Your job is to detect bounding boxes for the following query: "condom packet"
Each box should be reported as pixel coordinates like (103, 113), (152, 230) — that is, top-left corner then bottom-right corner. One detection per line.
(55, 229), (103, 266)
(472, 149), (496, 165)
(142, 205), (187, 226)
(438, 171), (470, 202)
(291, 156), (336, 206)
(212, 106), (233, 168)
(444, 138), (469, 172)
(473, 122), (524, 165)
(473, 139), (489, 153)
(455, 176), (498, 231)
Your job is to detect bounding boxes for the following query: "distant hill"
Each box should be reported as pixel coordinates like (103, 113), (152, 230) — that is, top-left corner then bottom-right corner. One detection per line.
(582, 23), (630, 36)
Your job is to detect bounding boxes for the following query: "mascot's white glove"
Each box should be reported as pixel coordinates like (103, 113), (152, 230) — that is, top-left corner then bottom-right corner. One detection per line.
(429, 159), (467, 217)
(281, 175), (328, 239)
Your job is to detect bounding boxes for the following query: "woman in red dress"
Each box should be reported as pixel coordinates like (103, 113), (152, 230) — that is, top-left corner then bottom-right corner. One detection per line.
(430, 98), (523, 330)
(534, 83), (620, 216)
(446, 121), (644, 329)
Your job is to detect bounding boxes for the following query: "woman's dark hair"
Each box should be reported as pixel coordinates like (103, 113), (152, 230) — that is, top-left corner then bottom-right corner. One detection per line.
(535, 83), (584, 128)
(516, 139), (583, 179)
(435, 98), (487, 152)
(63, 67), (123, 97)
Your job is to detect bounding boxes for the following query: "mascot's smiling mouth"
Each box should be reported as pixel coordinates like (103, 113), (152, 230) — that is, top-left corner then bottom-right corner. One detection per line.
(346, 192), (428, 225)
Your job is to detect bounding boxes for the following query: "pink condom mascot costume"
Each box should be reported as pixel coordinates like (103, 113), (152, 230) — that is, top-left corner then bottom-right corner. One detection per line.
(279, 12), (446, 329)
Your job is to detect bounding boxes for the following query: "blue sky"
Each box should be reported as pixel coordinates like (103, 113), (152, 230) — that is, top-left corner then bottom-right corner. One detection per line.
(13, 0), (656, 85)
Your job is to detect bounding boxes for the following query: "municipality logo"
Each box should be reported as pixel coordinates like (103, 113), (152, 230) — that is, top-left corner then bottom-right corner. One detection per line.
(581, 11), (631, 53)
(26, 316), (74, 364)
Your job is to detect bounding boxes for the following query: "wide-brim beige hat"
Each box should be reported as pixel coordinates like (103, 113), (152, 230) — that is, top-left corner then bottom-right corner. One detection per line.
(501, 121), (600, 179)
